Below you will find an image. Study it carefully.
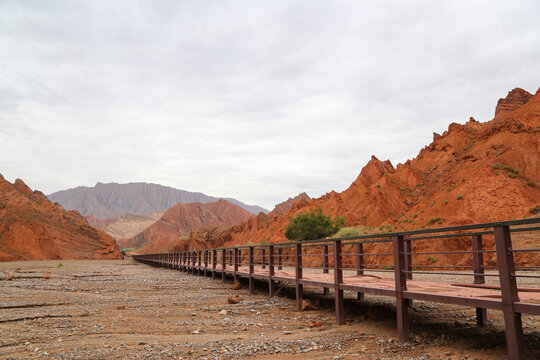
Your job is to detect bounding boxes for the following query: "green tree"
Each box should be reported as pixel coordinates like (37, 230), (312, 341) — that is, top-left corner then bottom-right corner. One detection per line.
(284, 208), (345, 241)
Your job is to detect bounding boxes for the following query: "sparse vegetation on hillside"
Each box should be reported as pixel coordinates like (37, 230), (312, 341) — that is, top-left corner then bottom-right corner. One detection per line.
(530, 205), (540, 215)
(285, 208), (345, 241)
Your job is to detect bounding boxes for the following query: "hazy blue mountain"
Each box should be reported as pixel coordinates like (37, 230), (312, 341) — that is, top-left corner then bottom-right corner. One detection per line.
(48, 182), (268, 219)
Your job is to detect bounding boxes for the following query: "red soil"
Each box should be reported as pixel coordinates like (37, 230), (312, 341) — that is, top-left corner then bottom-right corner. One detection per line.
(0, 176), (122, 261)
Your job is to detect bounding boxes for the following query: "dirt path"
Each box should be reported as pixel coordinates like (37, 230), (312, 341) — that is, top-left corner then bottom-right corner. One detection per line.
(1, 259), (539, 359)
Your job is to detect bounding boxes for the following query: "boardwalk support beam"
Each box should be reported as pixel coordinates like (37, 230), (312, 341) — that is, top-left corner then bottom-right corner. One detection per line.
(333, 240), (344, 325)
(295, 243), (303, 311)
(472, 234), (487, 327)
(494, 225), (524, 360)
(393, 234), (410, 342)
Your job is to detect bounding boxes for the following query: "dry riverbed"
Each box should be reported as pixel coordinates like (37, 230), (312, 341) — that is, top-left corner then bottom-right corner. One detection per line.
(1, 259), (539, 359)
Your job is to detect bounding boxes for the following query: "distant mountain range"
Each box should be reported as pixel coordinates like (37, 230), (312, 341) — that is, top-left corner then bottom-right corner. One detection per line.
(48, 182), (268, 219)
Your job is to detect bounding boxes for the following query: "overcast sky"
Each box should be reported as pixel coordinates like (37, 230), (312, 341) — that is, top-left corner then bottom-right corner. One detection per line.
(1, 0), (539, 210)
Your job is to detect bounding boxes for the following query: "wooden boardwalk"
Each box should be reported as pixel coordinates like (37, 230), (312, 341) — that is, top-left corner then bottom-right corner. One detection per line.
(134, 218), (540, 360)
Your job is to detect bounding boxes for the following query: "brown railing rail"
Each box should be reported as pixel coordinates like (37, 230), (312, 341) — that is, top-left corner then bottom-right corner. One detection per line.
(133, 218), (540, 360)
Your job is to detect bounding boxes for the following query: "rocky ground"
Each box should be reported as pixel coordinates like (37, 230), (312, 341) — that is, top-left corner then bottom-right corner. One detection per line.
(1, 259), (539, 359)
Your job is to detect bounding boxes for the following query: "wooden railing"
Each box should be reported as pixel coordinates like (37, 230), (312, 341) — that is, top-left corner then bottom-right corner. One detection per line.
(133, 218), (540, 360)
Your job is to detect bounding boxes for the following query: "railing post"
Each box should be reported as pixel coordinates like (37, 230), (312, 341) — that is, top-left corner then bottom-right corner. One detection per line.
(212, 249), (217, 279)
(262, 248), (266, 269)
(268, 245), (275, 298)
(234, 248), (239, 282)
(393, 234), (410, 342)
(277, 247), (282, 270)
(295, 243), (303, 311)
(356, 243), (364, 300)
(198, 250), (202, 276)
(472, 234), (487, 326)
(204, 250), (208, 277)
(323, 244), (329, 295)
(221, 249), (226, 282)
(182, 252), (186, 271)
(333, 240), (344, 324)
(249, 246), (254, 294)
(494, 225), (524, 360)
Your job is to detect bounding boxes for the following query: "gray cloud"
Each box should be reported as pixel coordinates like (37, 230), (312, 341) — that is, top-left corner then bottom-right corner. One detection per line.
(1, 0), (539, 209)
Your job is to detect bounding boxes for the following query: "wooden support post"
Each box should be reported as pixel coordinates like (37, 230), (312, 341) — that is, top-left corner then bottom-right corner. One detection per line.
(221, 249), (226, 282)
(472, 234), (487, 327)
(199, 251), (203, 276)
(295, 243), (303, 311)
(393, 234), (410, 342)
(323, 244), (329, 295)
(356, 243), (364, 300)
(249, 246), (255, 294)
(262, 248), (266, 269)
(333, 240), (344, 324)
(494, 226), (525, 360)
(212, 249), (217, 279)
(277, 247), (282, 270)
(204, 250), (208, 277)
(234, 248), (239, 282)
(268, 245), (275, 298)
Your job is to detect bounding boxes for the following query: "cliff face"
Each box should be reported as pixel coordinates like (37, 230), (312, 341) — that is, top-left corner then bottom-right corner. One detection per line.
(209, 87), (539, 249)
(118, 199), (254, 253)
(0, 176), (121, 261)
(48, 182), (268, 219)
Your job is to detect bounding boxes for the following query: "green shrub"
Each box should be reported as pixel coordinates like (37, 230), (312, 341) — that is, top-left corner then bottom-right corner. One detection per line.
(57, 263), (64, 268)
(503, 165), (519, 174)
(444, 200), (449, 205)
(527, 180), (539, 188)
(285, 208), (345, 241)
(507, 172), (518, 178)
(333, 227), (363, 238)
(426, 256), (438, 264)
(456, 195), (463, 200)
(492, 162), (503, 170)
(530, 205), (540, 215)
(376, 183), (381, 188)
(426, 217), (441, 226)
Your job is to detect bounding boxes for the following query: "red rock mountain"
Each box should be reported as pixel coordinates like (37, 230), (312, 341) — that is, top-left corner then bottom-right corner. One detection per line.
(0, 176), (121, 261)
(118, 200), (253, 253)
(205, 87), (540, 257)
(268, 193), (311, 217)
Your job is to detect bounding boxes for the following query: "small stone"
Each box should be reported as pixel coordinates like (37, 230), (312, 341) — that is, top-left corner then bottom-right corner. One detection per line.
(283, 330), (293, 335)
(219, 309), (228, 315)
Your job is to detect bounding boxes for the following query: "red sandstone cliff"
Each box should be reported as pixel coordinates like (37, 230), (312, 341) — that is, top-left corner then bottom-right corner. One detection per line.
(118, 199), (253, 253)
(0, 176), (122, 261)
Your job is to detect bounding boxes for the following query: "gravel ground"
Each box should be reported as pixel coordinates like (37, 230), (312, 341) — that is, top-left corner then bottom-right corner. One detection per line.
(1, 259), (539, 359)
